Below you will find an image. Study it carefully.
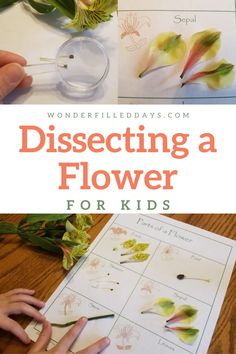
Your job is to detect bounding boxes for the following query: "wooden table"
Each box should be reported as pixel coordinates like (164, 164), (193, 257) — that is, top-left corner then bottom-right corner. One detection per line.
(0, 214), (235, 354)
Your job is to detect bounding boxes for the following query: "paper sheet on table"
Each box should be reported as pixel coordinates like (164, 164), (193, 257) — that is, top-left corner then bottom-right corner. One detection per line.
(0, 3), (117, 104)
(26, 214), (236, 354)
(118, 0), (236, 104)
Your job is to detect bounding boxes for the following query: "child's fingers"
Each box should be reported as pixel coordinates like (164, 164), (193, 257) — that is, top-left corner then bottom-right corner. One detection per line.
(18, 75), (33, 89)
(0, 316), (31, 344)
(9, 294), (45, 308)
(9, 302), (45, 322)
(78, 337), (110, 354)
(0, 50), (27, 67)
(28, 321), (52, 353)
(0, 63), (26, 101)
(54, 317), (88, 352)
(6, 288), (35, 296)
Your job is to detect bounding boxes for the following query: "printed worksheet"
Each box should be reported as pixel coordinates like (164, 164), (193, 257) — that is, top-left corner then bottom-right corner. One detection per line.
(118, 0), (236, 103)
(26, 215), (236, 354)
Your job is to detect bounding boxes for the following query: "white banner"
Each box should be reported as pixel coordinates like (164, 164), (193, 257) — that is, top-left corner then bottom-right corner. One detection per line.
(0, 104), (235, 213)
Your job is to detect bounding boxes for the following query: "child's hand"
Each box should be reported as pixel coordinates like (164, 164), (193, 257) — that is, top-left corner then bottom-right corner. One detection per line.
(0, 50), (32, 101)
(0, 288), (45, 344)
(28, 317), (110, 354)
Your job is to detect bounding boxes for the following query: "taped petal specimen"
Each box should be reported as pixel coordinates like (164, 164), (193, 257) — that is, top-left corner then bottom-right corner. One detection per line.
(165, 326), (199, 345)
(139, 32), (186, 78)
(141, 297), (175, 317)
(180, 29), (221, 78)
(166, 305), (197, 324)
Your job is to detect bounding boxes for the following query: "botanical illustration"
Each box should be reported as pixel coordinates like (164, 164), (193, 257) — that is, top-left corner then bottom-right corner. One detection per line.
(119, 12), (151, 51)
(89, 272), (120, 292)
(86, 257), (105, 273)
(140, 280), (155, 295)
(60, 293), (81, 316)
(114, 324), (140, 350)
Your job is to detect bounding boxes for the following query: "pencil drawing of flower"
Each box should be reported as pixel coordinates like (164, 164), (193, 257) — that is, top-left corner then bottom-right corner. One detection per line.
(115, 324), (140, 350)
(60, 293), (81, 316)
(119, 12), (151, 51)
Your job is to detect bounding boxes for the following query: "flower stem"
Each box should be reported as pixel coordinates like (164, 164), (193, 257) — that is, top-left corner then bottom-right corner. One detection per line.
(51, 313), (115, 328)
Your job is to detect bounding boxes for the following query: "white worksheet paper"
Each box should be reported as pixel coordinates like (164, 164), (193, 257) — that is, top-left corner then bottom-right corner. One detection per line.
(118, 0), (236, 103)
(26, 214), (236, 354)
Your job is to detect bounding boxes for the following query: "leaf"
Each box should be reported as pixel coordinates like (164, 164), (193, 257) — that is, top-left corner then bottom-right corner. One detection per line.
(26, 0), (55, 14)
(21, 233), (60, 253)
(0, 221), (17, 234)
(139, 32), (186, 78)
(142, 297), (175, 317)
(0, 0), (19, 9)
(180, 29), (221, 79)
(165, 326), (199, 345)
(25, 214), (70, 223)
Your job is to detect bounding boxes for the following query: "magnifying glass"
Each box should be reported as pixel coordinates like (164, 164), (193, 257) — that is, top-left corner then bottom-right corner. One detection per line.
(26, 37), (110, 97)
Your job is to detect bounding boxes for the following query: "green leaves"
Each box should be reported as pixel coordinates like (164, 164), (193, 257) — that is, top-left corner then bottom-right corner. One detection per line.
(0, 221), (18, 234)
(24, 214), (70, 223)
(0, 214), (92, 270)
(26, 0), (55, 14)
(0, 0), (19, 8)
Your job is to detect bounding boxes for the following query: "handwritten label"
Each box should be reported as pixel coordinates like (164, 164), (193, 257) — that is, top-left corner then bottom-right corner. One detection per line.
(174, 14), (197, 25)
(157, 338), (175, 351)
(174, 292), (188, 302)
(191, 254), (202, 261)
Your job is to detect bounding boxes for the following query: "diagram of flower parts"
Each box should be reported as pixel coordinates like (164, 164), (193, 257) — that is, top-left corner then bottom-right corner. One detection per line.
(141, 298), (199, 345)
(114, 324), (141, 350)
(113, 239), (150, 264)
(137, 28), (235, 90)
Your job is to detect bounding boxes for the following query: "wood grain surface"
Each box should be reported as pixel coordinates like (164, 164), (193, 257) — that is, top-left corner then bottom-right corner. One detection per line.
(0, 214), (235, 354)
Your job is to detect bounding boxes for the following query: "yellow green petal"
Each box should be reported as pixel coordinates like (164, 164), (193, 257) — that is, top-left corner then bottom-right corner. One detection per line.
(203, 60), (234, 89)
(190, 29), (221, 61)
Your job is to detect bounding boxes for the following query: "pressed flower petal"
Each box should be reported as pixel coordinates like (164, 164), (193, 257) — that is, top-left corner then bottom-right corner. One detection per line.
(142, 297), (175, 317)
(120, 252), (150, 264)
(180, 29), (221, 78)
(139, 32), (187, 78)
(122, 242), (149, 255)
(182, 60), (234, 89)
(166, 305), (197, 324)
(165, 326), (199, 345)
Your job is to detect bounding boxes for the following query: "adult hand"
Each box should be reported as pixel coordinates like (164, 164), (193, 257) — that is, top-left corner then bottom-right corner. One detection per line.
(0, 288), (45, 344)
(0, 50), (32, 100)
(28, 317), (110, 354)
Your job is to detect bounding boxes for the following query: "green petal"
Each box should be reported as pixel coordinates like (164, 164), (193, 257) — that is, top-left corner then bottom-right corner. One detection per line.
(131, 252), (150, 262)
(123, 239), (137, 249)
